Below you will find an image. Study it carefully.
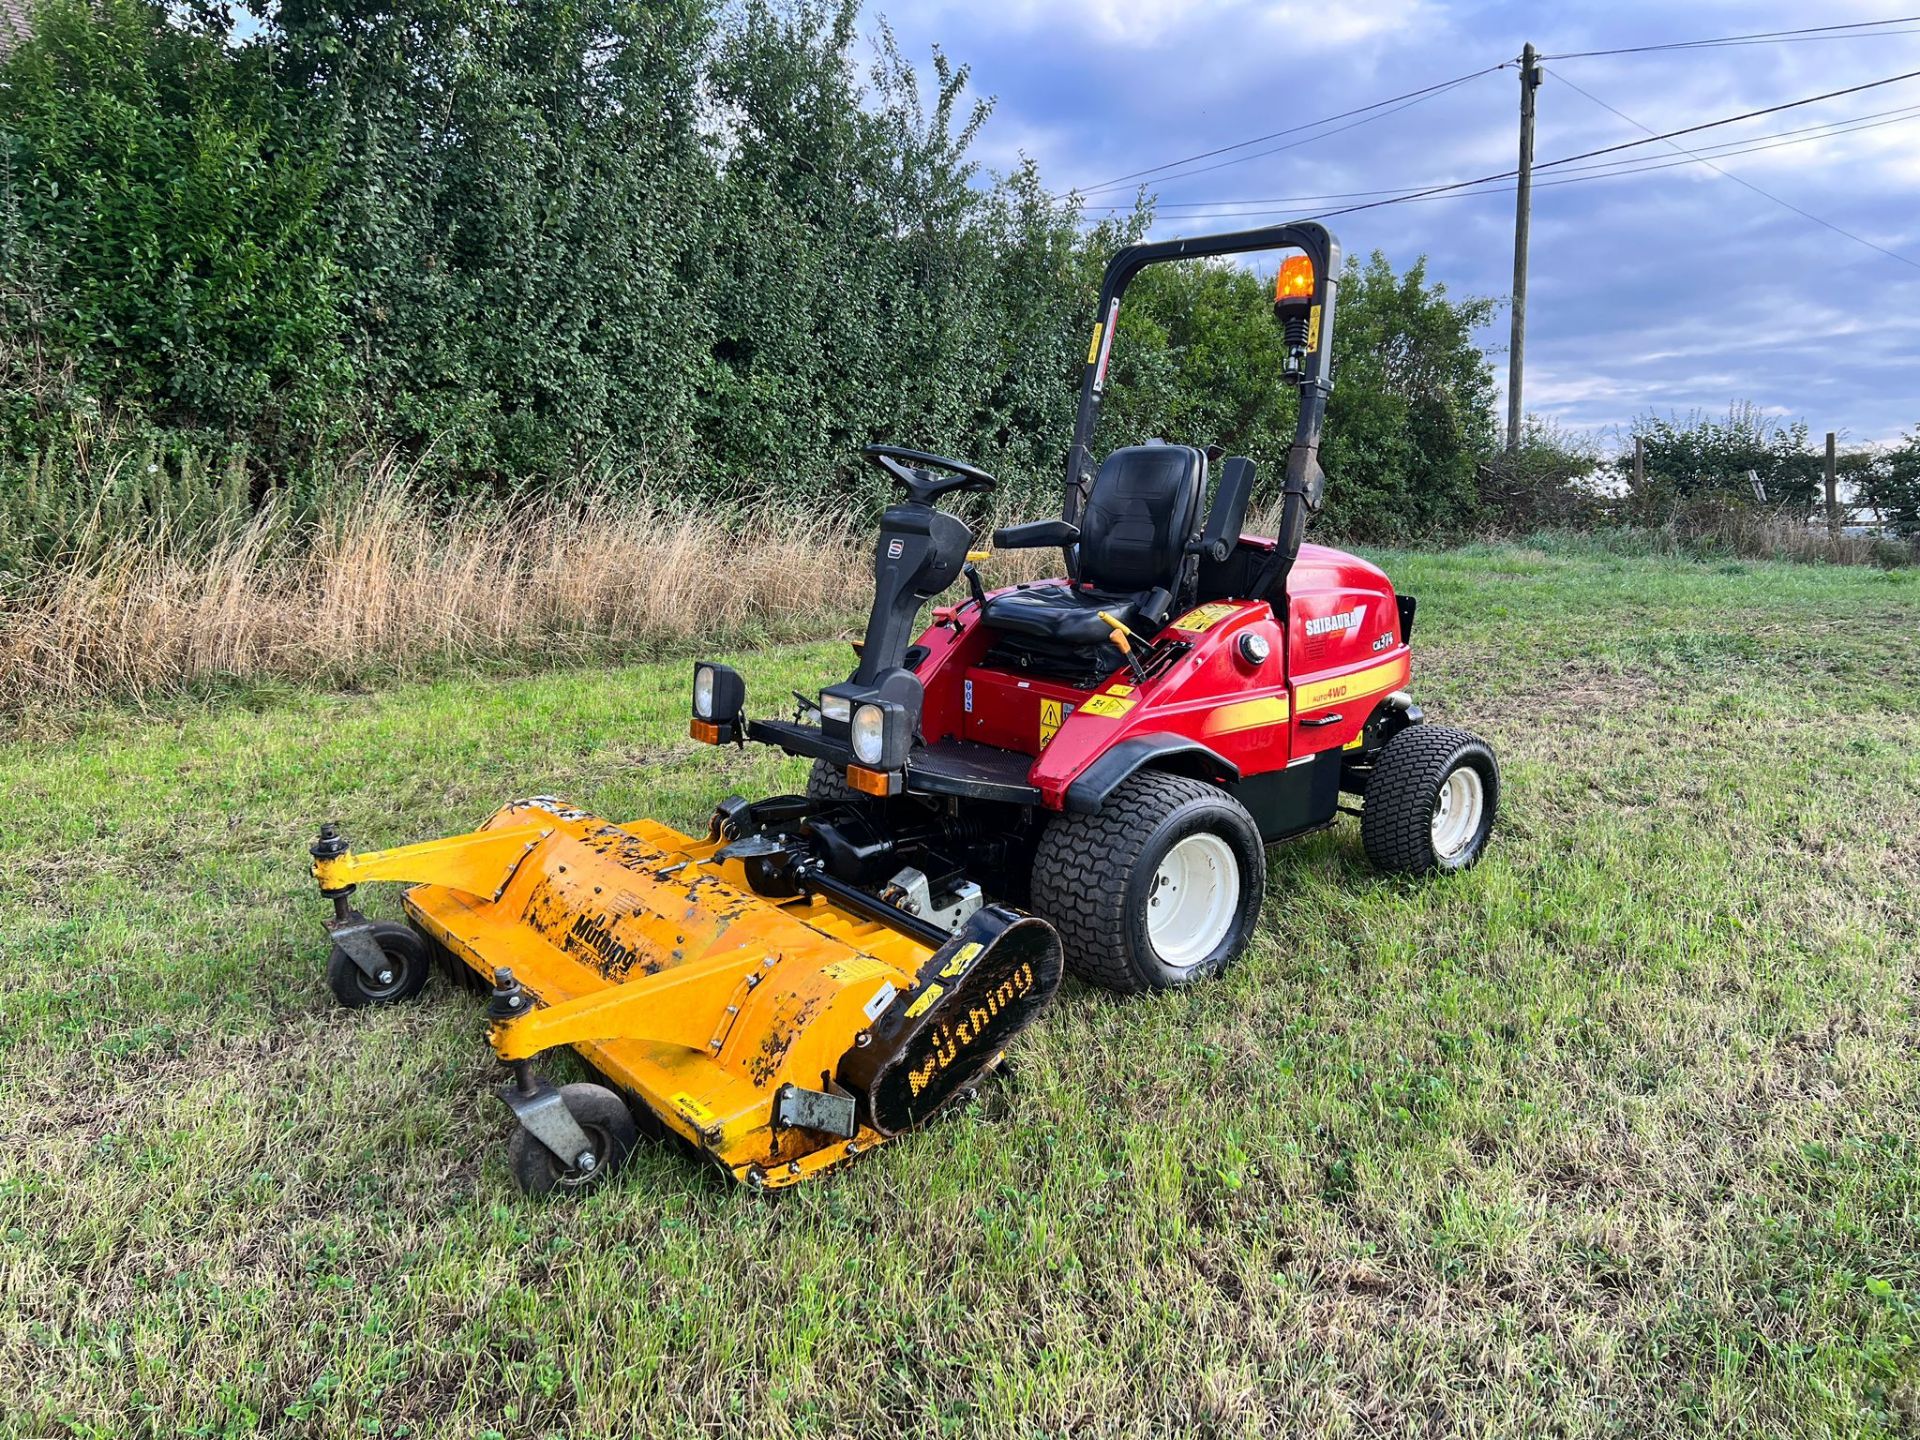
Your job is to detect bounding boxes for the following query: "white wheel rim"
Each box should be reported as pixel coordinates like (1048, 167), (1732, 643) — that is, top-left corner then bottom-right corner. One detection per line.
(1431, 764), (1486, 861)
(1146, 832), (1241, 968)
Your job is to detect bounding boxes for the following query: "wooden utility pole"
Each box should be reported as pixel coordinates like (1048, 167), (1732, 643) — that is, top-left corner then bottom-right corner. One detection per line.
(1825, 431), (1840, 542)
(1506, 43), (1543, 452)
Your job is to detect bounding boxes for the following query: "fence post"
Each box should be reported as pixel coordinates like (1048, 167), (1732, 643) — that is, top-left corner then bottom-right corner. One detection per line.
(1632, 436), (1644, 501)
(1824, 431), (1840, 544)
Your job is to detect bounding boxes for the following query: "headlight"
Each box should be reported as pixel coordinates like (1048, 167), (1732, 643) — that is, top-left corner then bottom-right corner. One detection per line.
(851, 703), (887, 766)
(689, 662), (744, 735)
(821, 693), (852, 723)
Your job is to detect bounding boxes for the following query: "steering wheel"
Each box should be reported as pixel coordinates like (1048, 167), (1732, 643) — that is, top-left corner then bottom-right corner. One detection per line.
(862, 444), (998, 505)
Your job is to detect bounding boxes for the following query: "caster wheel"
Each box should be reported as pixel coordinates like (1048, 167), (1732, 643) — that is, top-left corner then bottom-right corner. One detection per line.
(508, 1083), (639, 1197)
(325, 920), (432, 1008)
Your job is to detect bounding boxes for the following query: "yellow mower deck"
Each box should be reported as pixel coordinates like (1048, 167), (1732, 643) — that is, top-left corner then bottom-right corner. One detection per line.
(314, 798), (951, 1187)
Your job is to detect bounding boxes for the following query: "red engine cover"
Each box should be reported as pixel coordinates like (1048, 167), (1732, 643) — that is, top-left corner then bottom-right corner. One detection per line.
(911, 540), (1412, 811)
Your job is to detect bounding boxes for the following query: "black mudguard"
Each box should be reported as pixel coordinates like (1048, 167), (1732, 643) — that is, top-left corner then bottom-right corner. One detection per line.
(838, 905), (1063, 1135)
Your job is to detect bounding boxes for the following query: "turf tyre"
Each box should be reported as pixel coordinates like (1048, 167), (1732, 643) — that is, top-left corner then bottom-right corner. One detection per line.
(805, 756), (862, 804)
(507, 1083), (639, 1198)
(1360, 725), (1498, 874)
(1029, 771), (1265, 994)
(325, 920), (431, 1008)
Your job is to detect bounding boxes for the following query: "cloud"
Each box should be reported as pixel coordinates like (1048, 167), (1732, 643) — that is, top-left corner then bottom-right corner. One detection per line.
(882, 0), (1427, 49)
(866, 0), (1920, 439)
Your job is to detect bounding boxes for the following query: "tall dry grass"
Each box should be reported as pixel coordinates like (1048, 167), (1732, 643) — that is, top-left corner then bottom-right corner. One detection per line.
(1, 476), (888, 713)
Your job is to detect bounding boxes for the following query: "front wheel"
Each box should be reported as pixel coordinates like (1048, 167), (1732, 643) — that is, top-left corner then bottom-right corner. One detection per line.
(507, 1083), (639, 1197)
(1360, 725), (1499, 874)
(1029, 771), (1265, 994)
(325, 920), (431, 1008)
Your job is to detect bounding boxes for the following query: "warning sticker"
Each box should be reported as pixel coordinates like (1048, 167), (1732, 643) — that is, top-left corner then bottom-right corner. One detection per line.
(1175, 602), (1239, 632)
(673, 1092), (716, 1127)
(904, 983), (944, 1020)
(1039, 698), (1074, 746)
(1307, 304), (1322, 351)
(1106, 683), (1134, 697)
(863, 981), (897, 1021)
(822, 957), (891, 984)
(1080, 694), (1135, 718)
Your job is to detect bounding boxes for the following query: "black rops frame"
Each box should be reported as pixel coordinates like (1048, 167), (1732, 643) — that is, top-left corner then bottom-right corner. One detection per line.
(1061, 221), (1341, 597)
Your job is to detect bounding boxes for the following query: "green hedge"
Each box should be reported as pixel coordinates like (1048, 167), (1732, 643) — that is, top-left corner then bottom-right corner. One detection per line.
(1, 0), (1506, 561)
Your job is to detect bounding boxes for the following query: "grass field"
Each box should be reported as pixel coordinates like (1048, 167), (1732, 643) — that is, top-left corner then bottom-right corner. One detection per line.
(4, 542), (1919, 1438)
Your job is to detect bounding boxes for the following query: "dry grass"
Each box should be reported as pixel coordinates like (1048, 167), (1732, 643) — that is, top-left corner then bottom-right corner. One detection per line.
(1564, 509), (1920, 569)
(0, 471), (1074, 715)
(0, 477), (882, 711)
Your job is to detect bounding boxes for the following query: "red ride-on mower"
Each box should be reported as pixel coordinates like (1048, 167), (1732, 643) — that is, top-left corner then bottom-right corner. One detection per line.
(308, 222), (1499, 1192)
(714, 220), (1499, 994)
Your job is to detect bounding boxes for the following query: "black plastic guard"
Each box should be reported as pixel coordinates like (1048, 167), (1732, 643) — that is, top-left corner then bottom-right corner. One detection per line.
(838, 905), (1063, 1136)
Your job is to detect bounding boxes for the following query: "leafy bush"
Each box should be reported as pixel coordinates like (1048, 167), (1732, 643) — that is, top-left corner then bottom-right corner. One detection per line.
(1610, 403), (1824, 526)
(1853, 426), (1920, 538)
(1476, 418), (1605, 532)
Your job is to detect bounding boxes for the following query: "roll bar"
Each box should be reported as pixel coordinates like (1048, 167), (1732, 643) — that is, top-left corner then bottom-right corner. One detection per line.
(1062, 221), (1341, 595)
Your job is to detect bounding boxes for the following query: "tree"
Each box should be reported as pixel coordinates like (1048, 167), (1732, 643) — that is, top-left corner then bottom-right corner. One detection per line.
(0, 0), (346, 446)
(1095, 249), (1497, 540)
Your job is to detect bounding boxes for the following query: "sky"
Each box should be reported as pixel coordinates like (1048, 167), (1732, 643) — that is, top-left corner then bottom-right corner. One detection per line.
(862, 1), (1920, 446)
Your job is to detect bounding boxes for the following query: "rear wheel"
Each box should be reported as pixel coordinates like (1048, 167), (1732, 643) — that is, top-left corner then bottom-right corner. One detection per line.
(1030, 771), (1265, 994)
(507, 1083), (638, 1197)
(1360, 725), (1499, 874)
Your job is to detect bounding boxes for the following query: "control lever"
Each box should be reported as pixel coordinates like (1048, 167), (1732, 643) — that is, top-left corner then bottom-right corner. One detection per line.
(1097, 611), (1150, 685)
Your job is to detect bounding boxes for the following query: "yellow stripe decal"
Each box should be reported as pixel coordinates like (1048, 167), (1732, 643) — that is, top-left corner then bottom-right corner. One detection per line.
(1086, 322), (1104, 365)
(1293, 656), (1410, 715)
(1201, 695), (1290, 736)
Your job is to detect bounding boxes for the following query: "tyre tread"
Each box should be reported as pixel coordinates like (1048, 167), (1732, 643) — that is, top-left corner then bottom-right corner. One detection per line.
(1030, 770), (1251, 994)
(1360, 724), (1498, 874)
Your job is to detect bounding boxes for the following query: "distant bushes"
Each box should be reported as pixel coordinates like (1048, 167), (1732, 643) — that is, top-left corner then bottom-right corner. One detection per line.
(1475, 404), (1920, 566)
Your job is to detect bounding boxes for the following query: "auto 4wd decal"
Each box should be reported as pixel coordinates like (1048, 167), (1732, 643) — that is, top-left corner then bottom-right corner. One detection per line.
(1294, 655), (1411, 714)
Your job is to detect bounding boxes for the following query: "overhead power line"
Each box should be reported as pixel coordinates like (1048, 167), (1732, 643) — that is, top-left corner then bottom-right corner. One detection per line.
(1103, 109), (1920, 227)
(1281, 64), (1920, 224)
(1099, 102), (1920, 213)
(1546, 68), (1920, 272)
(1061, 63), (1506, 198)
(1542, 14), (1920, 61)
(1098, 111), (1920, 228)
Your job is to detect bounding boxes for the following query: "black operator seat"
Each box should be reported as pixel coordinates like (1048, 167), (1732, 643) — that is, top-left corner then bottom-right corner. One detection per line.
(981, 444), (1205, 650)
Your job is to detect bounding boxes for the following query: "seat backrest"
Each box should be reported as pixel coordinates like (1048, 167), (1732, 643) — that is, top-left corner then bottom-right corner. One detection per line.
(1078, 445), (1204, 594)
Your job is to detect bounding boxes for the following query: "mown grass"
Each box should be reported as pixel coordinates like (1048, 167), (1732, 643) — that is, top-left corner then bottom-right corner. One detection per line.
(3, 544), (1918, 1438)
